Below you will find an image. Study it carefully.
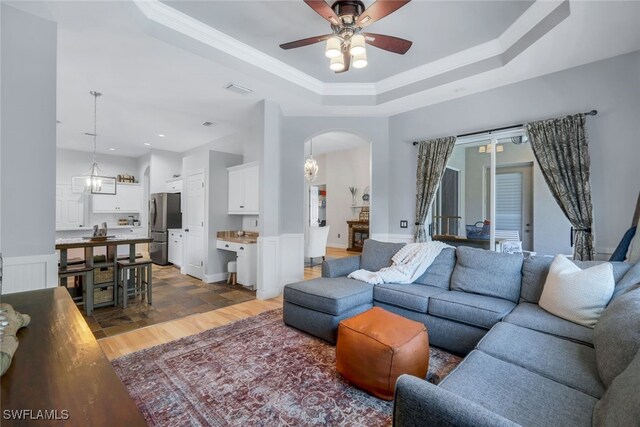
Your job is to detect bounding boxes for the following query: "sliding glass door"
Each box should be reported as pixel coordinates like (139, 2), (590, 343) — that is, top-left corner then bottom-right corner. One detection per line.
(430, 129), (569, 255)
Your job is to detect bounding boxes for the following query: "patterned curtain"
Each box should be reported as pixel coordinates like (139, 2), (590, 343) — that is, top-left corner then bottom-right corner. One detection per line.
(414, 137), (457, 242)
(525, 114), (595, 260)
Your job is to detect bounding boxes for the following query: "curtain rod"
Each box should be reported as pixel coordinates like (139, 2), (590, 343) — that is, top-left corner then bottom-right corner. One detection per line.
(412, 110), (598, 146)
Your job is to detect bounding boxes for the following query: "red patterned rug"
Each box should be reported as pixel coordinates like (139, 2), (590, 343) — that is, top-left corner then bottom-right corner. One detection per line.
(112, 309), (462, 427)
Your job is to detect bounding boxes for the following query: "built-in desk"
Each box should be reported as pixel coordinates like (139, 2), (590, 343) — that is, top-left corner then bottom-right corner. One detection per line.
(0, 287), (146, 426)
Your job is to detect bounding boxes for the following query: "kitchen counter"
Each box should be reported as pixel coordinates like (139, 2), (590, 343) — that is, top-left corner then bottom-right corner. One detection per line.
(216, 231), (259, 244)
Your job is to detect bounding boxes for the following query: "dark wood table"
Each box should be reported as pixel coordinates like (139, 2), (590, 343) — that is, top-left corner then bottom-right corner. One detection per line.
(432, 235), (492, 250)
(0, 287), (147, 426)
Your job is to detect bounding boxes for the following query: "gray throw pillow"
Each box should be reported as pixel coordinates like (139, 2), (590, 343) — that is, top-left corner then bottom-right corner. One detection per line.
(450, 246), (523, 303)
(593, 287), (640, 387)
(360, 240), (405, 272)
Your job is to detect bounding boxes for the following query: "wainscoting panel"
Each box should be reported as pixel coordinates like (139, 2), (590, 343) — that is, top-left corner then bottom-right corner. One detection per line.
(2, 253), (58, 294)
(279, 233), (304, 287)
(257, 236), (280, 300)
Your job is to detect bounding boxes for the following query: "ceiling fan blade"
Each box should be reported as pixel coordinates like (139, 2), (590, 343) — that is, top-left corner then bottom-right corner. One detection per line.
(356, 0), (411, 27)
(335, 49), (351, 74)
(363, 33), (412, 54)
(304, 0), (341, 26)
(280, 34), (332, 50)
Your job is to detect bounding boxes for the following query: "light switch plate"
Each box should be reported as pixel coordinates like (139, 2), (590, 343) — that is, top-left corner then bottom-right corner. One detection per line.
(400, 220), (408, 229)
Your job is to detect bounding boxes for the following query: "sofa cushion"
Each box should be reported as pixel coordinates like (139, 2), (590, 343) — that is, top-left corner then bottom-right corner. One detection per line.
(593, 287), (640, 387)
(520, 256), (633, 304)
(477, 322), (605, 398)
(450, 247), (523, 303)
(428, 291), (516, 329)
(612, 262), (640, 299)
(283, 277), (373, 316)
(538, 255), (614, 328)
(503, 302), (593, 345)
(373, 283), (446, 313)
(592, 350), (640, 427)
(413, 248), (456, 289)
(440, 350), (597, 427)
(360, 240), (405, 272)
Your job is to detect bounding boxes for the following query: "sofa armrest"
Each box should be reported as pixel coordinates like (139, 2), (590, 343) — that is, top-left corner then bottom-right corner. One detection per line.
(393, 375), (519, 427)
(322, 256), (361, 278)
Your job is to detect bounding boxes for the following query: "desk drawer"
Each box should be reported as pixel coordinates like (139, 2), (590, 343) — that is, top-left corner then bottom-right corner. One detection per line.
(217, 240), (240, 252)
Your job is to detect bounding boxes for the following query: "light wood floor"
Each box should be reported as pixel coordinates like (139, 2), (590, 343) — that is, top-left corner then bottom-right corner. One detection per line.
(99, 247), (357, 360)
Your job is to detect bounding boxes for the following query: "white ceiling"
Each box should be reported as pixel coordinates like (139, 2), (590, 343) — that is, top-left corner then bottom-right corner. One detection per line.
(6, 1), (640, 158)
(163, 0), (534, 83)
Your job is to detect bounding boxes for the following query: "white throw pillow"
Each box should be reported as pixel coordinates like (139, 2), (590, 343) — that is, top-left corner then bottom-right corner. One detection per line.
(539, 255), (614, 328)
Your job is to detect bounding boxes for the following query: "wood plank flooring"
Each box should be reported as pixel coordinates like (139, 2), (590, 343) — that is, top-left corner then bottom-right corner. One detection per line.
(99, 247), (357, 360)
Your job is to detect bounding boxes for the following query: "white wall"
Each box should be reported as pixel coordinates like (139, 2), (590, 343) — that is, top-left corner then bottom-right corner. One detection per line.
(149, 149), (182, 194)
(388, 51), (640, 256)
(1, 5), (56, 258)
(56, 148), (139, 184)
(1, 5), (58, 293)
(324, 145), (371, 248)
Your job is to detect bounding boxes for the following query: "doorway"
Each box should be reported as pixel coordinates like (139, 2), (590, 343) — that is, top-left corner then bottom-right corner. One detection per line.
(485, 164), (534, 251)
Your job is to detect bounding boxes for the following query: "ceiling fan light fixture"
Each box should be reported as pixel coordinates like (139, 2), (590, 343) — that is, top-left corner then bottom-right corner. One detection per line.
(352, 51), (368, 69)
(350, 34), (366, 56)
(325, 37), (342, 58)
(329, 55), (345, 71)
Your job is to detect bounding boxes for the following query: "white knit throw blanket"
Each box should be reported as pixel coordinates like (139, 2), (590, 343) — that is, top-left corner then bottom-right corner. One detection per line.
(348, 241), (452, 285)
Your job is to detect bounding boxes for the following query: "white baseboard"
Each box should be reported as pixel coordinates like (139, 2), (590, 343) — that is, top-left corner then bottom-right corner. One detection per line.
(327, 242), (348, 250)
(370, 233), (415, 243)
(203, 272), (227, 284)
(2, 253), (58, 294)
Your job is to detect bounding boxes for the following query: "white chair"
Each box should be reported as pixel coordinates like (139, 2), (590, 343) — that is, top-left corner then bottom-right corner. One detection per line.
(227, 260), (237, 285)
(305, 226), (330, 267)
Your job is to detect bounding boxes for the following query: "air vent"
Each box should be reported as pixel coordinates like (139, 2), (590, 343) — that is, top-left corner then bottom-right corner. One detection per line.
(225, 83), (253, 95)
(201, 121), (216, 127)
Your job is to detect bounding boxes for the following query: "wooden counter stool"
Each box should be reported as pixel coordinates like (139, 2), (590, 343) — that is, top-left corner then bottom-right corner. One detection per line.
(59, 264), (94, 315)
(117, 258), (152, 309)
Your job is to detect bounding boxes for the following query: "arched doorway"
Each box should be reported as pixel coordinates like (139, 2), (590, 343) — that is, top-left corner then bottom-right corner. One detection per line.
(302, 131), (372, 272)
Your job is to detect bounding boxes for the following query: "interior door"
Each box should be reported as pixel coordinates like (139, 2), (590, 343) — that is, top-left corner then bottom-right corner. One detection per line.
(309, 185), (319, 227)
(486, 164), (534, 251)
(185, 172), (205, 279)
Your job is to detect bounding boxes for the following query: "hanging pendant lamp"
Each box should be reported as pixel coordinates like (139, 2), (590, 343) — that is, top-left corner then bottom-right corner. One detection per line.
(304, 139), (319, 182)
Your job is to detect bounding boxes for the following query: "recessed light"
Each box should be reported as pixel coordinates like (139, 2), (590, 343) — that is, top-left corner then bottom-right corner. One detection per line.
(109, 148), (116, 151)
(144, 142), (151, 146)
(158, 134), (165, 138)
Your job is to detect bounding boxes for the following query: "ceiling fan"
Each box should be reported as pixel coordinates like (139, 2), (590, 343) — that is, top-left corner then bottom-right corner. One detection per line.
(280, 0), (412, 73)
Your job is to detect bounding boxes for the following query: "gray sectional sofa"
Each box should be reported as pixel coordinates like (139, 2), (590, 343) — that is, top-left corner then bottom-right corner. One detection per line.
(282, 239), (640, 426)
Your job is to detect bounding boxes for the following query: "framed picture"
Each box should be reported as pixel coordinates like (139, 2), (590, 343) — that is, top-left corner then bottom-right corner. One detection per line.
(90, 176), (117, 195)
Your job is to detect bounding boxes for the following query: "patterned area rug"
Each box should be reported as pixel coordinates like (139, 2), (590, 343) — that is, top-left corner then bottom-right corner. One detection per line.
(112, 309), (462, 427)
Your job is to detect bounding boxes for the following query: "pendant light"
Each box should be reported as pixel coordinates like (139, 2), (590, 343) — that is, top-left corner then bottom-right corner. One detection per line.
(86, 91), (103, 192)
(72, 91), (116, 194)
(304, 139), (319, 182)
(349, 34), (366, 56)
(329, 55), (345, 72)
(352, 51), (368, 69)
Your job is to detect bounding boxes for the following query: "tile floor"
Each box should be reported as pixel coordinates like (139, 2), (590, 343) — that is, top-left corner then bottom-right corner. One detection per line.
(81, 264), (256, 339)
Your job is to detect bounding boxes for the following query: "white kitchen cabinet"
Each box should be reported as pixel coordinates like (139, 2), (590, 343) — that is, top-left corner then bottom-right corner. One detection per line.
(168, 229), (184, 267)
(227, 162), (259, 215)
(92, 183), (142, 213)
(56, 184), (85, 230)
(166, 178), (183, 193)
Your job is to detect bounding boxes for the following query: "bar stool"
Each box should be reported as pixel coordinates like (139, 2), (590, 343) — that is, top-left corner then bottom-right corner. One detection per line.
(117, 258), (153, 309)
(59, 264), (94, 315)
(227, 261), (237, 285)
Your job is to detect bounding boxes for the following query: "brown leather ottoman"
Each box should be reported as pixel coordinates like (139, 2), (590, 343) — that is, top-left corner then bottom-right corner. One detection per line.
(336, 307), (429, 400)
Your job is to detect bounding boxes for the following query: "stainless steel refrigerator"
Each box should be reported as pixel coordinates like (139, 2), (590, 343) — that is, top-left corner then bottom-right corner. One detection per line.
(149, 193), (182, 265)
